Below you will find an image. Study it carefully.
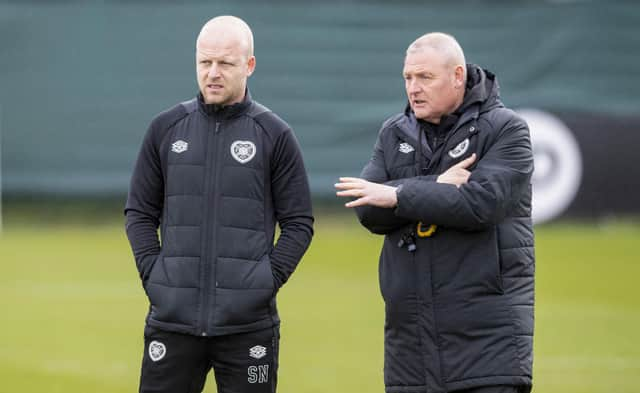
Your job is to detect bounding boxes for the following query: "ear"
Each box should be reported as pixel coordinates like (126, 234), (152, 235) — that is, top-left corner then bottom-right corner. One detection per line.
(453, 65), (465, 89)
(246, 56), (256, 77)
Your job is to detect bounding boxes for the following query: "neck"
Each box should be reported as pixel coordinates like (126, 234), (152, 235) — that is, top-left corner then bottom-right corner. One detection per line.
(198, 88), (251, 117)
(434, 94), (465, 123)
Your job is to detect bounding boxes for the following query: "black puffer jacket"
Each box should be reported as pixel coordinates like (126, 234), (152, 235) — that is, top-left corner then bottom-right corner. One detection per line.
(125, 91), (313, 337)
(356, 65), (534, 393)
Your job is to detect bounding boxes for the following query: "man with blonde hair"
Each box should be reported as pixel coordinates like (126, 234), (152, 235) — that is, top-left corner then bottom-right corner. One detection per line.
(126, 15), (313, 393)
(337, 32), (534, 393)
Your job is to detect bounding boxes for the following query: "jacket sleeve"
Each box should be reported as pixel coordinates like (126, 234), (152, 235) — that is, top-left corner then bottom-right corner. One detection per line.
(354, 129), (413, 234)
(269, 129), (314, 290)
(394, 115), (533, 231)
(124, 120), (164, 284)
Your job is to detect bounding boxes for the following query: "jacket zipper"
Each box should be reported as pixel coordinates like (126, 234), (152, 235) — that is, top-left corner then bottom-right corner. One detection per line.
(424, 118), (475, 174)
(200, 120), (220, 336)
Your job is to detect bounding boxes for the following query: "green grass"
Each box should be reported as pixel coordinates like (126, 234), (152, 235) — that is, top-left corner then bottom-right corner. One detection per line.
(1, 215), (639, 392)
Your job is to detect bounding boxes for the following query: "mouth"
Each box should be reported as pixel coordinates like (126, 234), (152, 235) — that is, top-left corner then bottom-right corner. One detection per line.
(207, 84), (224, 91)
(412, 99), (426, 106)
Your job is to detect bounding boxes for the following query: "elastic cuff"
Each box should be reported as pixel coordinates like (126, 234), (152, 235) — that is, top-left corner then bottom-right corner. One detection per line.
(394, 184), (404, 210)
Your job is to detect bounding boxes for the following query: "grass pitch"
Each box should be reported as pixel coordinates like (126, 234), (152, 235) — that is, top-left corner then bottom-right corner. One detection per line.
(1, 214), (639, 392)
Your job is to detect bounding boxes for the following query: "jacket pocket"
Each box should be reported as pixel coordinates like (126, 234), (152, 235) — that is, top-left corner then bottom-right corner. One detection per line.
(146, 282), (198, 327)
(146, 254), (168, 286)
(489, 226), (504, 295)
(141, 254), (161, 298)
(216, 255), (274, 290)
(139, 253), (159, 285)
(438, 298), (515, 382)
(383, 299), (426, 387)
(144, 254), (199, 327)
(379, 233), (416, 303)
(214, 254), (275, 326)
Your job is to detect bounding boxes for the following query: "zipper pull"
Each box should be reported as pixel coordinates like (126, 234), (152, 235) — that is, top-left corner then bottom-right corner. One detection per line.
(398, 233), (417, 252)
(406, 233), (417, 252)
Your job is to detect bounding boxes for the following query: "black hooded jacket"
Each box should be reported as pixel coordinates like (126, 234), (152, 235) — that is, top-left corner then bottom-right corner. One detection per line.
(125, 91), (313, 337)
(356, 65), (534, 392)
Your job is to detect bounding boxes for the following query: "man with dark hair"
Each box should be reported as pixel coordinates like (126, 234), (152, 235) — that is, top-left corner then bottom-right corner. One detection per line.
(336, 32), (535, 393)
(125, 15), (313, 393)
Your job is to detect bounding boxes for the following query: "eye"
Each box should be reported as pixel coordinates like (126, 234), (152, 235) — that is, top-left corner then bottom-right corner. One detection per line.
(200, 60), (212, 65)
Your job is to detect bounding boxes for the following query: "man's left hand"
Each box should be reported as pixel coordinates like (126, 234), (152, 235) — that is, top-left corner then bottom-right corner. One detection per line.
(335, 177), (398, 208)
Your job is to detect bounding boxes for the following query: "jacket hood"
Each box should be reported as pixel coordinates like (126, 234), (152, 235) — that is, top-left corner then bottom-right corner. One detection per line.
(460, 64), (502, 115)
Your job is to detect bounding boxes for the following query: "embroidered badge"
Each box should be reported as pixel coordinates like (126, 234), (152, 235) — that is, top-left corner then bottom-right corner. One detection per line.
(448, 138), (470, 158)
(149, 341), (166, 362)
(230, 141), (256, 164)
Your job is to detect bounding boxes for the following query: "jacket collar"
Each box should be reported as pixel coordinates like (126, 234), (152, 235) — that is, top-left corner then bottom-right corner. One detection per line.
(396, 64), (502, 159)
(197, 88), (253, 119)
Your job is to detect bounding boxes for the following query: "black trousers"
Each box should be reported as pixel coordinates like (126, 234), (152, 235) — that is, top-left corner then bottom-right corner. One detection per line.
(139, 325), (279, 393)
(454, 385), (532, 393)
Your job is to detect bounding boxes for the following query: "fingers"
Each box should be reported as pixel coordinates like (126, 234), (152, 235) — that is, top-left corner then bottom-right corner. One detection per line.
(335, 177), (367, 191)
(437, 169), (471, 186)
(335, 177), (367, 197)
(338, 177), (365, 183)
(336, 189), (364, 198)
(345, 197), (368, 208)
(334, 181), (365, 190)
(336, 177), (369, 204)
(452, 153), (477, 169)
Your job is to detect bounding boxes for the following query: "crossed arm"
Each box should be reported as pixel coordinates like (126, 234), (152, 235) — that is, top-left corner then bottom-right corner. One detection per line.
(335, 153), (477, 208)
(335, 118), (533, 233)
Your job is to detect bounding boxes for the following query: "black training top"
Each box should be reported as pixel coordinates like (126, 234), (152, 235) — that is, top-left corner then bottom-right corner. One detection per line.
(125, 90), (314, 337)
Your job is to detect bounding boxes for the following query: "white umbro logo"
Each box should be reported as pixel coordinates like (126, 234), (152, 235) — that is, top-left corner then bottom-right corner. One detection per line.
(398, 142), (415, 154)
(149, 341), (166, 362)
(249, 345), (267, 359)
(171, 140), (188, 154)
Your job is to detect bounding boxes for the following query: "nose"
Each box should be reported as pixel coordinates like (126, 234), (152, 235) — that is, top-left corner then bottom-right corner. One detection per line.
(407, 79), (421, 95)
(207, 63), (220, 79)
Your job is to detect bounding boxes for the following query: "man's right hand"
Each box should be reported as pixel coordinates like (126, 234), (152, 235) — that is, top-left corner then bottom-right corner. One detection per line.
(437, 153), (476, 188)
